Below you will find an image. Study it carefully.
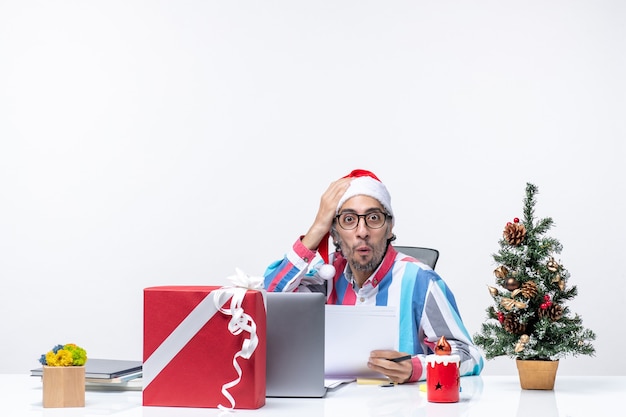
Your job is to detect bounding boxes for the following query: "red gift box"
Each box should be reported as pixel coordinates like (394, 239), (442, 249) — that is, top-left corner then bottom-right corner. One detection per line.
(143, 286), (266, 409)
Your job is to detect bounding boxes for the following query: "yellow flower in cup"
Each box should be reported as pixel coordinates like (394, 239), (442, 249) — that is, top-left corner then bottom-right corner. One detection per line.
(39, 343), (87, 366)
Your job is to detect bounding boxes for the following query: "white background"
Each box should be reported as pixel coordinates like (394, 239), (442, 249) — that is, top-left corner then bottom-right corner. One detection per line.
(1, 1), (624, 376)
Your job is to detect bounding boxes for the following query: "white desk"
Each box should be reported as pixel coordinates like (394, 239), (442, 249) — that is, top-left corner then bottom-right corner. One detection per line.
(2, 374), (624, 417)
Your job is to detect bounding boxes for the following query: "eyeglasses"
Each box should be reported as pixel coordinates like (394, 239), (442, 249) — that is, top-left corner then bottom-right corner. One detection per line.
(335, 211), (391, 230)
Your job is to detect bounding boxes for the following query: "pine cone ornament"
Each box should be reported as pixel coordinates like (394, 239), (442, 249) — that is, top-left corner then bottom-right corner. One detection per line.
(503, 313), (527, 335)
(520, 281), (538, 299)
(538, 304), (564, 321)
(503, 221), (526, 246)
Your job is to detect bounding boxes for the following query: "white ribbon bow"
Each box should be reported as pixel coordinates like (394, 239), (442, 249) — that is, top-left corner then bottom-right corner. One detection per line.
(226, 267), (265, 291)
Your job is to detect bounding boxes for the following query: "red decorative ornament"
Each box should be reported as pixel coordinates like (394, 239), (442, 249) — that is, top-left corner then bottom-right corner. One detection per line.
(513, 217), (520, 223)
(541, 295), (553, 309)
(497, 312), (504, 323)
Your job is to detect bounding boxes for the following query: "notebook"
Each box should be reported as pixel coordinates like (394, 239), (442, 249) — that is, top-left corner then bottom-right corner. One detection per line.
(265, 291), (327, 398)
(31, 358), (142, 380)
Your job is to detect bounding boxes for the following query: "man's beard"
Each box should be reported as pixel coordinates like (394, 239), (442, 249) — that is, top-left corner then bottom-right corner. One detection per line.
(340, 240), (387, 274)
(350, 258), (380, 273)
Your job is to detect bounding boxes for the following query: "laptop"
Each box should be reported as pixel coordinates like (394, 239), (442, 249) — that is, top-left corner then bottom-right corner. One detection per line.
(265, 291), (327, 398)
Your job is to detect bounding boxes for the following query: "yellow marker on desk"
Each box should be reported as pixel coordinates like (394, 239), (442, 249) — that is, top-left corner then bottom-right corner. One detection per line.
(356, 378), (389, 385)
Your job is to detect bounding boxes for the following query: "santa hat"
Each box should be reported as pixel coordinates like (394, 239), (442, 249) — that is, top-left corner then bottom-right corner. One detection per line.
(317, 169), (393, 280)
(336, 169), (393, 218)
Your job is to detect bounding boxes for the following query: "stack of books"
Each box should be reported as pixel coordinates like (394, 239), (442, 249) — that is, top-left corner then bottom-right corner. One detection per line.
(31, 358), (143, 390)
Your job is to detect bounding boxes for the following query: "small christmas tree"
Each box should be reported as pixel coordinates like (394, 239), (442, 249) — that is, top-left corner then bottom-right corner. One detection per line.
(474, 183), (596, 360)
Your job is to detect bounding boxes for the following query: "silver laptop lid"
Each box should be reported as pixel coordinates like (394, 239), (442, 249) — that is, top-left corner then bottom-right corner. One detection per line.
(265, 291), (326, 398)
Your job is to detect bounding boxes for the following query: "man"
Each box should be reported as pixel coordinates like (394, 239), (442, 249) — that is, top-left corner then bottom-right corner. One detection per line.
(264, 169), (484, 383)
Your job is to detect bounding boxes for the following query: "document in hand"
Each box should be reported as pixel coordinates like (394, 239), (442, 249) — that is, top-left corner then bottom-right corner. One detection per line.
(324, 305), (398, 379)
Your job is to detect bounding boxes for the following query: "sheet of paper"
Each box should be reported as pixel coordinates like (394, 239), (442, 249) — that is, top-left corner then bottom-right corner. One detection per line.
(324, 305), (398, 379)
(324, 378), (355, 389)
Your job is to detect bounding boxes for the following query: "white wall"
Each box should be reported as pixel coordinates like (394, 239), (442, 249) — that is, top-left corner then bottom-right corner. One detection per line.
(1, 1), (624, 376)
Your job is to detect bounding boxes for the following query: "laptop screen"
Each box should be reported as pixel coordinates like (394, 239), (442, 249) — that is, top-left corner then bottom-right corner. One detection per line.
(265, 292), (326, 398)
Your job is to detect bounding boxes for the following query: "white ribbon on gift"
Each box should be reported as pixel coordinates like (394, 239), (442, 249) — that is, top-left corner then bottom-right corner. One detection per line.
(143, 268), (265, 411)
(213, 287), (257, 411)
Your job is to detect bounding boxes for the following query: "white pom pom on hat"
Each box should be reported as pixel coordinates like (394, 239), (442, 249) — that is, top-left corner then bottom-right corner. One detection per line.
(317, 263), (336, 281)
(317, 232), (335, 280)
(317, 169), (393, 280)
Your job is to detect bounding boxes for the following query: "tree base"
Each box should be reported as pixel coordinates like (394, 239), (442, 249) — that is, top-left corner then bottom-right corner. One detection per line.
(516, 359), (559, 390)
